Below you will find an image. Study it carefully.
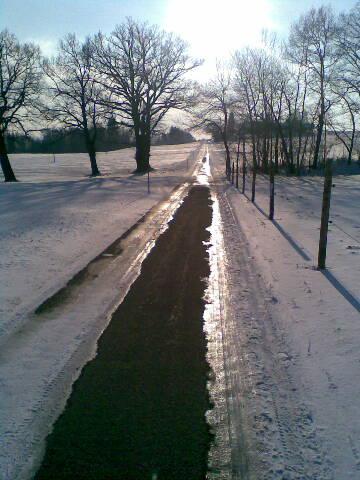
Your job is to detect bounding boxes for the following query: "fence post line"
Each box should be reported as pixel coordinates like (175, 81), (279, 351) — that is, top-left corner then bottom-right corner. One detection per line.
(318, 158), (333, 269)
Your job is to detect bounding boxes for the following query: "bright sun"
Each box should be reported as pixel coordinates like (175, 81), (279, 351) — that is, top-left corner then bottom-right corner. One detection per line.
(165, 0), (275, 66)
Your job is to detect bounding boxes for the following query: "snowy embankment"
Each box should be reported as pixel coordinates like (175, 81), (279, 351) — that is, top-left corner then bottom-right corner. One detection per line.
(0, 143), (201, 480)
(0, 144), (199, 339)
(211, 145), (360, 479)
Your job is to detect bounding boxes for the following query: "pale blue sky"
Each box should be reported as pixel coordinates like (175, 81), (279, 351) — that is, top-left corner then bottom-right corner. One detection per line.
(0, 0), (357, 77)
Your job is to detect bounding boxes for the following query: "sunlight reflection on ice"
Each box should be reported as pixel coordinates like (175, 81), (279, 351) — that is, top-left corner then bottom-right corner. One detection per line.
(195, 148), (211, 185)
(200, 150), (232, 478)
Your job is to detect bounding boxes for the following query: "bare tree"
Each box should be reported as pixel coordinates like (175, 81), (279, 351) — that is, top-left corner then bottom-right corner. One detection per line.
(288, 6), (338, 169)
(332, 2), (360, 164)
(195, 63), (234, 179)
(328, 86), (357, 164)
(0, 30), (42, 182)
(233, 48), (262, 201)
(43, 34), (108, 176)
(336, 3), (360, 99)
(93, 19), (201, 173)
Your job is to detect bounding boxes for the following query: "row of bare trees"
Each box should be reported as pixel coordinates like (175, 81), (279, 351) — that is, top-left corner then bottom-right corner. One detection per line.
(198, 4), (360, 183)
(2, 5), (359, 183)
(0, 19), (201, 181)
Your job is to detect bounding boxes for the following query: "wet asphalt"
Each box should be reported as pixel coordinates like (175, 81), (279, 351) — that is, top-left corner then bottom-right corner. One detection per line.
(35, 185), (214, 480)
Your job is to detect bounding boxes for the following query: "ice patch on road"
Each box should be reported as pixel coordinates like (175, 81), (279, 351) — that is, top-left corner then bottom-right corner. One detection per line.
(204, 191), (232, 479)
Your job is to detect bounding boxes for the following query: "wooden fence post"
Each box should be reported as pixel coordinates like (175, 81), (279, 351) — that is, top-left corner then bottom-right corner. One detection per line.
(251, 166), (256, 203)
(147, 170), (150, 194)
(269, 158), (275, 220)
(235, 138), (241, 189)
(318, 158), (333, 269)
(236, 155), (239, 189)
(242, 156), (246, 194)
(231, 162), (235, 185)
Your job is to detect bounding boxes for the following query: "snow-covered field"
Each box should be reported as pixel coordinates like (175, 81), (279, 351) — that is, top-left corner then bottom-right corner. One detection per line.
(249, 171), (360, 300)
(211, 145), (360, 479)
(0, 144), (199, 340)
(0, 143), (202, 479)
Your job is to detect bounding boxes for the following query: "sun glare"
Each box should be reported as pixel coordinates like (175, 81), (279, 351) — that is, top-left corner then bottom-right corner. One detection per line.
(165, 0), (275, 62)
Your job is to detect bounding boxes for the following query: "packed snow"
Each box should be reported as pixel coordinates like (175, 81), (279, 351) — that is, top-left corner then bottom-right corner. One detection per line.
(210, 144), (360, 479)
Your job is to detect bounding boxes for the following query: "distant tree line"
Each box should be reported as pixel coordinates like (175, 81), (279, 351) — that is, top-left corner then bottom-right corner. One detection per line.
(153, 126), (195, 145)
(5, 124), (194, 155)
(6, 123), (132, 154)
(0, 20), (201, 181)
(4, 5), (359, 184)
(198, 3), (360, 188)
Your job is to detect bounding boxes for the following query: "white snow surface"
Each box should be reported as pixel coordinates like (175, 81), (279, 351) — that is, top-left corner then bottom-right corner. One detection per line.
(0, 144), (201, 479)
(210, 145), (360, 479)
(0, 145), (199, 339)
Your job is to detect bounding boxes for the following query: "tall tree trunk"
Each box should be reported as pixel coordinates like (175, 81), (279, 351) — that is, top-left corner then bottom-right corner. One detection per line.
(274, 132), (279, 173)
(269, 156), (275, 220)
(301, 134), (310, 168)
(223, 108), (231, 179)
(235, 137), (240, 189)
(322, 120), (327, 167)
(224, 142), (231, 180)
(135, 133), (152, 173)
(84, 130), (100, 176)
(348, 105), (356, 165)
(313, 114), (324, 170)
(262, 136), (269, 173)
(313, 74), (325, 170)
(251, 168), (256, 203)
(89, 148), (100, 177)
(348, 141), (354, 165)
(296, 133), (302, 175)
(251, 130), (257, 202)
(256, 137), (262, 170)
(242, 137), (246, 194)
(288, 127), (295, 174)
(0, 131), (17, 182)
